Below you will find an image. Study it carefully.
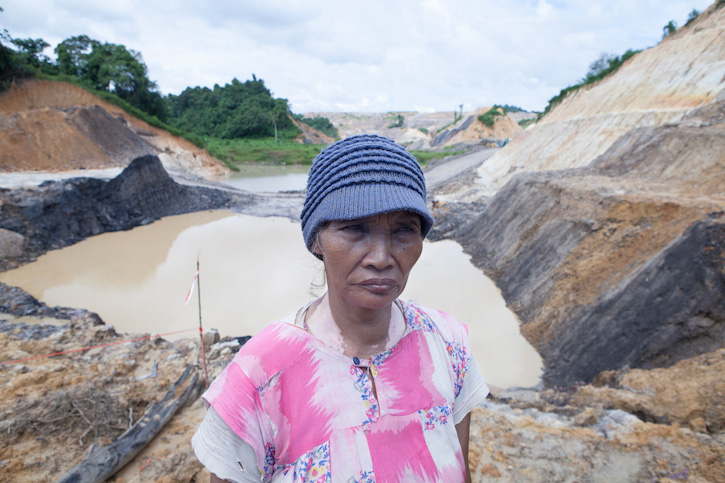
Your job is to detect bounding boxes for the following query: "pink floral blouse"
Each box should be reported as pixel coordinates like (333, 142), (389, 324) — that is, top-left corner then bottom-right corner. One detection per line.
(193, 300), (488, 482)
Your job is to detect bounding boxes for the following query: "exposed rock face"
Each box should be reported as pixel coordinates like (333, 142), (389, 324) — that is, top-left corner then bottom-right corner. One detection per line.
(0, 80), (229, 178)
(434, 5), (725, 388)
(475, 5), (725, 196)
(0, 155), (256, 270)
(0, 282), (102, 323)
(431, 106), (522, 147)
(0, 228), (24, 259)
(453, 101), (725, 387)
(305, 109), (523, 150)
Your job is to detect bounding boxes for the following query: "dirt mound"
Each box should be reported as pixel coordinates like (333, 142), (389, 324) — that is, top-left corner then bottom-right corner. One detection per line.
(0, 155), (261, 271)
(431, 106), (522, 147)
(447, 99), (725, 387)
(0, 80), (228, 178)
(290, 115), (335, 145)
(305, 109), (524, 150)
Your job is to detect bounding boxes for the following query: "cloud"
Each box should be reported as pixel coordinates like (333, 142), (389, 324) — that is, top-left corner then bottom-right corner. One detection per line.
(1, 0), (716, 112)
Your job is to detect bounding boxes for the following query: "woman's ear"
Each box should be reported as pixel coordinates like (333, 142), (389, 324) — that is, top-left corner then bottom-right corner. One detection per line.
(311, 237), (323, 259)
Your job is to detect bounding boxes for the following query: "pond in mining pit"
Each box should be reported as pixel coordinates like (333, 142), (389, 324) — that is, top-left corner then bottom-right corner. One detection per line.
(0, 211), (542, 389)
(217, 165), (309, 192)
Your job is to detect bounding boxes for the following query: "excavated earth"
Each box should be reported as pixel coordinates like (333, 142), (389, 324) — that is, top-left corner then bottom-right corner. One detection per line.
(305, 107), (523, 151)
(0, 154), (304, 272)
(430, 5), (725, 391)
(0, 80), (230, 178)
(2, 5), (725, 481)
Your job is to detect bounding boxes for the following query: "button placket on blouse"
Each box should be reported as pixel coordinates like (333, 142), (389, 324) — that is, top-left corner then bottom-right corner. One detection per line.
(352, 361), (379, 431)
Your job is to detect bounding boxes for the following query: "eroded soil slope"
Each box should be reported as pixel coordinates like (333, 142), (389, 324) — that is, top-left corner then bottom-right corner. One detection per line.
(475, 4), (725, 196)
(306, 108), (522, 150)
(433, 3), (725, 389)
(0, 80), (229, 178)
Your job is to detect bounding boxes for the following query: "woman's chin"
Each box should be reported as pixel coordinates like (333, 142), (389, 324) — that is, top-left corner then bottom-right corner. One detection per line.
(349, 290), (401, 311)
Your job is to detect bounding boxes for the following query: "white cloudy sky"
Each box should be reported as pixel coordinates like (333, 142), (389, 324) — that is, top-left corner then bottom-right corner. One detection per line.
(1, 0), (715, 113)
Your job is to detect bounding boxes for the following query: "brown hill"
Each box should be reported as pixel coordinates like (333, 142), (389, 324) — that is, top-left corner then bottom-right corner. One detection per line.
(0, 80), (229, 178)
(434, 3), (725, 389)
(289, 115), (335, 145)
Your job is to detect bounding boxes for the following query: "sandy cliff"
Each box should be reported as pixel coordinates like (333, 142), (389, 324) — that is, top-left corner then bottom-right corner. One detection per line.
(0, 80), (229, 178)
(476, 4), (725, 195)
(434, 4), (725, 390)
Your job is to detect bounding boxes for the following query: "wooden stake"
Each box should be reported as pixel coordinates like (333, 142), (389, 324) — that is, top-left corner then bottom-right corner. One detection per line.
(197, 258), (209, 388)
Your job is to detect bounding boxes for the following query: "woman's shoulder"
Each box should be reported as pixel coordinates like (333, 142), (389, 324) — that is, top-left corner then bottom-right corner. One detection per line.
(402, 300), (471, 345)
(227, 321), (314, 387)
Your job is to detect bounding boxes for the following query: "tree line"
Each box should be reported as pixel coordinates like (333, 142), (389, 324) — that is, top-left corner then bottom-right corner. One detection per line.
(1, 33), (168, 120)
(167, 75), (294, 139)
(0, 27), (335, 141)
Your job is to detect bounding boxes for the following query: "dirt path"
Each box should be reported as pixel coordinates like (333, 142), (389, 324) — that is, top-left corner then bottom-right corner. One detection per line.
(424, 147), (498, 191)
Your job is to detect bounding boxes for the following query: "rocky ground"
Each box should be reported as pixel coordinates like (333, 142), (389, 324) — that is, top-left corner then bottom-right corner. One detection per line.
(0, 287), (208, 482)
(1, 281), (723, 482)
(0, 150), (722, 481)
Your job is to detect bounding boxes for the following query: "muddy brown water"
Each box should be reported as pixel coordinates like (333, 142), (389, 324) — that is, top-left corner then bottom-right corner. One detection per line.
(0, 211), (542, 388)
(216, 165), (309, 192)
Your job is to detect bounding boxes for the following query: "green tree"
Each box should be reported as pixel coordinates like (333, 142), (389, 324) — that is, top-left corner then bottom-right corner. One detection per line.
(166, 76), (295, 139)
(663, 20), (677, 38)
(0, 7), (30, 89)
(55, 35), (96, 76)
(11, 37), (51, 69)
(0, 31), (25, 89)
(387, 113), (404, 128)
(83, 41), (167, 120)
(585, 53), (618, 80)
(501, 104), (524, 113)
(271, 97), (290, 143)
(685, 9), (700, 26)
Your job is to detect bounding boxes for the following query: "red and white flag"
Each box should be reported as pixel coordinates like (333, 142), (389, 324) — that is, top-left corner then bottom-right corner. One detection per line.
(184, 269), (199, 305)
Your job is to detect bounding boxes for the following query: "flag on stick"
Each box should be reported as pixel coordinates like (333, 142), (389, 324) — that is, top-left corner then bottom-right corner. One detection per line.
(185, 269), (199, 305)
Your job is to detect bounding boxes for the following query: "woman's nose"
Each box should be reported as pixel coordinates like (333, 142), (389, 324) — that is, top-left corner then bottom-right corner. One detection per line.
(363, 233), (394, 269)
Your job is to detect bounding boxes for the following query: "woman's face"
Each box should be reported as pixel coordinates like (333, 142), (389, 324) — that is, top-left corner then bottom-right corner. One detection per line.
(314, 211), (423, 311)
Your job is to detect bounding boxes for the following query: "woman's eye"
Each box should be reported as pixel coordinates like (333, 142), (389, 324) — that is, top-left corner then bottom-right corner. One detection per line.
(394, 226), (419, 238)
(342, 224), (364, 232)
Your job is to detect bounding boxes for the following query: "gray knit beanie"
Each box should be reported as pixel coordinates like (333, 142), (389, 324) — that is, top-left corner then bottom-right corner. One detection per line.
(301, 134), (433, 254)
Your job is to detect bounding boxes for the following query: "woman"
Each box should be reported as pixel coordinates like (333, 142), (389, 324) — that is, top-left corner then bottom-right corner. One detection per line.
(192, 135), (489, 482)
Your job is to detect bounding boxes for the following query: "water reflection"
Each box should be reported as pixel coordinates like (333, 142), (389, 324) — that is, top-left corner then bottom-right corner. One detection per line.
(218, 165), (308, 192)
(0, 211), (542, 388)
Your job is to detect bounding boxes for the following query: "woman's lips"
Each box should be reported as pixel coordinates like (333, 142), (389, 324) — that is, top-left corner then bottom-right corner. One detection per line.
(358, 278), (398, 293)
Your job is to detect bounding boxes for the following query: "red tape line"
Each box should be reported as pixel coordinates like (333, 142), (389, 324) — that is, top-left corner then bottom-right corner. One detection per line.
(0, 327), (198, 366)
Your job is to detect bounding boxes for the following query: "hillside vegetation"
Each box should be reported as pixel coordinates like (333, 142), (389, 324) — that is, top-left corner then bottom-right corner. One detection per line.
(0, 29), (337, 168)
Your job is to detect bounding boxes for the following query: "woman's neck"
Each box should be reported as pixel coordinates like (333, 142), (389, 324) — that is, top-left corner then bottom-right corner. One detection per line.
(305, 293), (405, 360)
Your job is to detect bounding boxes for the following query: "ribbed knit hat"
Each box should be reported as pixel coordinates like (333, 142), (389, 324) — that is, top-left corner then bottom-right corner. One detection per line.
(301, 134), (433, 254)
